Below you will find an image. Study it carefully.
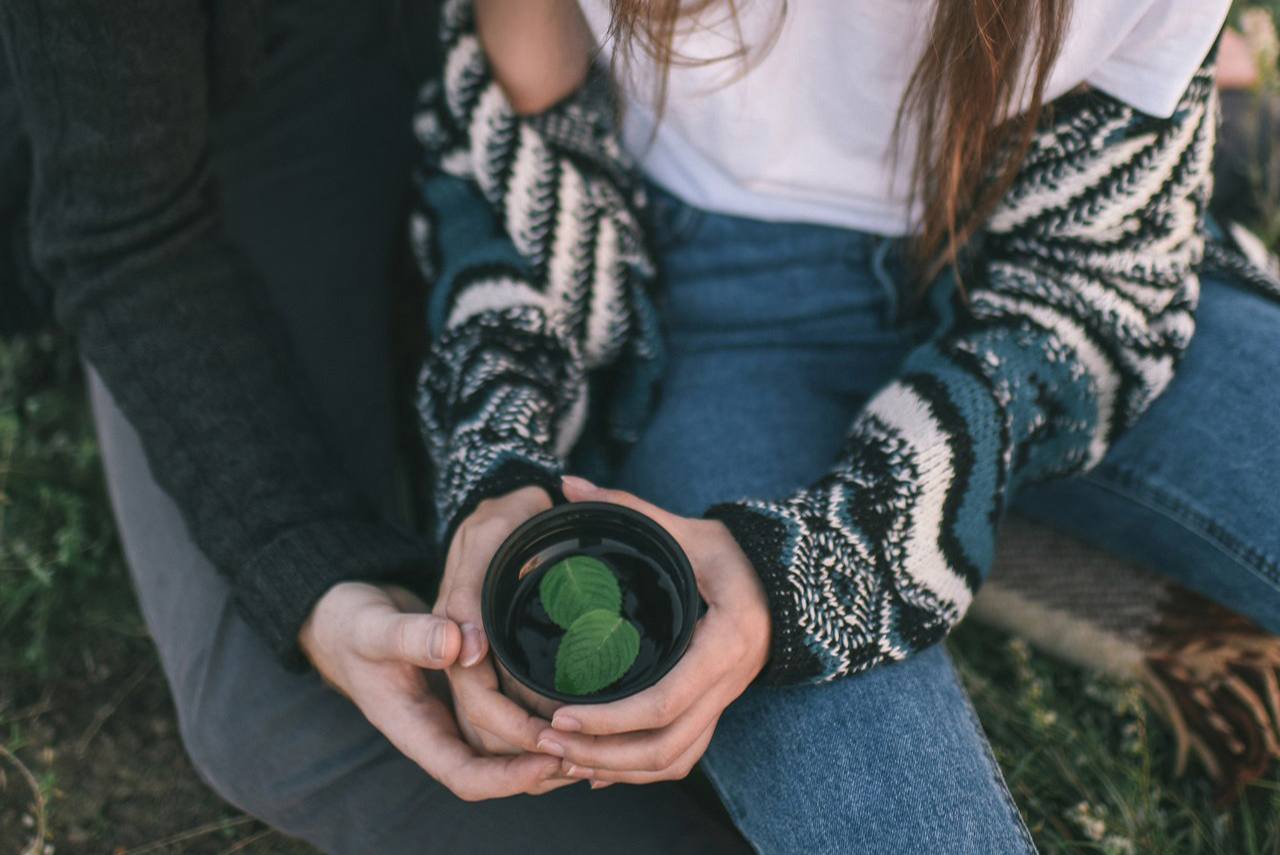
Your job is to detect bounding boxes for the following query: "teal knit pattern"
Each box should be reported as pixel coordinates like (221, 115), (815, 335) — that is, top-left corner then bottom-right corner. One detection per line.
(411, 6), (1278, 683)
(708, 68), (1223, 683)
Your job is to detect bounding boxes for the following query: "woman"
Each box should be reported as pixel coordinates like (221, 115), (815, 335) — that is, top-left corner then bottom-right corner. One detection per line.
(414, 0), (1279, 850)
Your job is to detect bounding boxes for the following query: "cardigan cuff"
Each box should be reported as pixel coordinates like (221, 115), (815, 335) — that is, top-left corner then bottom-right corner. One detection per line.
(438, 455), (564, 556)
(704, 502), (827, 686)
(235, 519), (434, 672)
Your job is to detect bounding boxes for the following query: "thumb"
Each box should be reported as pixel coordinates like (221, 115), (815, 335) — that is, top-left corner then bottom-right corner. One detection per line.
(359, 610), (463, 670)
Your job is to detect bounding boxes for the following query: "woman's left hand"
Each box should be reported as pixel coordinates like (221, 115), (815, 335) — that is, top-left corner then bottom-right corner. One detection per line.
(535, 475), (772, 785)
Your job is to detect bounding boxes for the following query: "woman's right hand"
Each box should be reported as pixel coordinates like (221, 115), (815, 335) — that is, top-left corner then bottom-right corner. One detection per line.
(433, 486), (565, 756)
(300, 579), (566, 801)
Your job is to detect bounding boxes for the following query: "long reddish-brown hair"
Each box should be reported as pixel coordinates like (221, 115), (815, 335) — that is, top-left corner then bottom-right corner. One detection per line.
(607, 0), (1074, 285)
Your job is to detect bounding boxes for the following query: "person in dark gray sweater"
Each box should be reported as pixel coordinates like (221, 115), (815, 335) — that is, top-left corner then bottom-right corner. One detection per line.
(0, 1), (745, 851)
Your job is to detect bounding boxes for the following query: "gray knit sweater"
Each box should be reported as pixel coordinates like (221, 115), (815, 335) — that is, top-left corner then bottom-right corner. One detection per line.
(1, 0), (432, 668)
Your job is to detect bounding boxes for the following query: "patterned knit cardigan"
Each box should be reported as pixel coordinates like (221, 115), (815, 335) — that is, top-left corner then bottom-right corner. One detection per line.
(413, 1), (1272, 686)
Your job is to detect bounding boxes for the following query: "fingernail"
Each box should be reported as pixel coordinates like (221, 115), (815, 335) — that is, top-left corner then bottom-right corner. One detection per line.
(561, 475), (600, 495)
(460, 623), (485, 667)
(552, 713), (582, 732)
(590, 780), (613, 790)
(537, 738), (565, 757)
(565, 764), (594, 779)
(428, 622), (448, 661)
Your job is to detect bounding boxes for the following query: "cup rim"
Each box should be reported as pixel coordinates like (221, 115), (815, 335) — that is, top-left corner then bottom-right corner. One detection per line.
(481, 501), (699, 705)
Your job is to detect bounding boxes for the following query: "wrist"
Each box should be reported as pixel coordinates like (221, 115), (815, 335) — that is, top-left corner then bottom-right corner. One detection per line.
(722, 524), (773, 681)
(297, 580), (348, 674)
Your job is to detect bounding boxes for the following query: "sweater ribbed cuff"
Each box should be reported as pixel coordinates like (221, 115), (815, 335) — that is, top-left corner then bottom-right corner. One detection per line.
(439, 456), (564, 555)
(235, 519), (434, 672)
(704, 502), (826, 686)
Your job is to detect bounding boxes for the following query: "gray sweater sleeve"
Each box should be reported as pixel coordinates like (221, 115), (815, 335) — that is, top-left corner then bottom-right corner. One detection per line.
(0, 0), (433, 668)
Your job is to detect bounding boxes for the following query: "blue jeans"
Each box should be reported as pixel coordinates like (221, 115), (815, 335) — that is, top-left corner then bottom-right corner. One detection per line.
(597, 188), (1280, 854)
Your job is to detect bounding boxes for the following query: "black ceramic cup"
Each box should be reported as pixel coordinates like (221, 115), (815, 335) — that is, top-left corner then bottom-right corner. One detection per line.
(482, 501), (699, 716)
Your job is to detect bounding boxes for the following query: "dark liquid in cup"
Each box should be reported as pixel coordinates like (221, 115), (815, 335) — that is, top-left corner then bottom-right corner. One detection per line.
(505, 535), (684, 696)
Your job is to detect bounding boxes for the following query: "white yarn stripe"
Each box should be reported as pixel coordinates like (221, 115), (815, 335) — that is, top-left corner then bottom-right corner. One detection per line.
(995, 239), (1195, 311)
(444, 35), (484, 126)
(447, 278), (549, 330)
(585, 214), (625, 366)
(864, 383), (974, 612)
(544, 167), (592, 331)
(1052, 271), (1166, 346)
(988, 132), (1153, 233)
(501, 126), (553, 269)
(818, 483), (879, 573)
(1060, 105), (1207, 240)
(439, 148), (473, 179)
(1096, 262), (1195, 312)
(468, 83), (515, 203)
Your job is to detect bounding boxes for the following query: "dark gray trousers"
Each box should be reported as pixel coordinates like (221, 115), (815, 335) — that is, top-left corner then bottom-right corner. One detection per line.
(87, 2), (746, 852)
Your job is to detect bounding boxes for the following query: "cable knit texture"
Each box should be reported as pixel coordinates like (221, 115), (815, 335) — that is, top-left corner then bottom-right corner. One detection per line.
(412, 0), (660, 544)
(412, 6), (1280, 684)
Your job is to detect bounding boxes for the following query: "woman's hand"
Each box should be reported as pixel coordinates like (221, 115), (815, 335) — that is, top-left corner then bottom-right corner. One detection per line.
(299, 581), (566, 800)
(434, 485), (561, 756)
(535, 476), (771, 786)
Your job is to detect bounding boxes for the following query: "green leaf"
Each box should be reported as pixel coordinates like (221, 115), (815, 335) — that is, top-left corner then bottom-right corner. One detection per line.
(538, 554), (621, 630)
(554, 609), (641, 695)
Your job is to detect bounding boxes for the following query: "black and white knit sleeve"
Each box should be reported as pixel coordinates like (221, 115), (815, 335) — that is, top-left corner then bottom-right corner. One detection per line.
(411, 0), (658, 545)
(707, 66), (1220, 685)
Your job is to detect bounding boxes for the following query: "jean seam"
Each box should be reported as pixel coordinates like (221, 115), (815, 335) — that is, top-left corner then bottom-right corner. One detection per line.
(1084, 462), (1280, 588)
(955, 682), (1040, 854)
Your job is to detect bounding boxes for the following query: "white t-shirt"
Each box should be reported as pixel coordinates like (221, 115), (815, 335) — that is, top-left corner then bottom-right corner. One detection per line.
(578, 0), (1229, 235)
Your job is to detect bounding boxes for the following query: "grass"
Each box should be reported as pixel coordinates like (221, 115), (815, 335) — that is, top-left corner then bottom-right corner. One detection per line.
(4, 6), (1280, 851)
(0, 333), (140, 678)
(1, 335), (305, 853)
(951, 626), (1280, 853)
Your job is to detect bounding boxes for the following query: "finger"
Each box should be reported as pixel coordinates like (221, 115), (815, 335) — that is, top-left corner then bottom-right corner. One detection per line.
(564, 719), (718, 786)
(367, 690), (563, 801)
(447, 749), (575, 801)
(356, 609), (462, 670)
(458, 623), (488, 669)
(453, 699), (522, 757)
(442, 585), (487, 668)
(552, 609), (737, 735)
(451, 660), (551, 753)
(442, 552), (490, 668)
(560, 476), (684, 532)
(538, 687), (727, 772)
